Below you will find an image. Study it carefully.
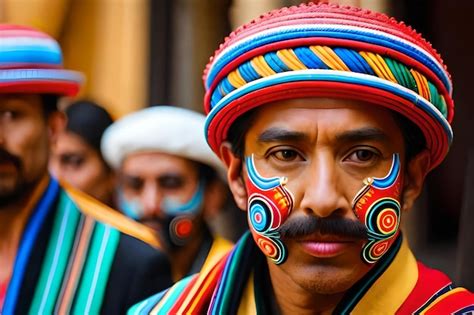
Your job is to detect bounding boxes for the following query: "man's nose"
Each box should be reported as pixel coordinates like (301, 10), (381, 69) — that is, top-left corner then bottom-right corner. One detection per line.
(141, 183), (163, 217)
(298, 153), (347, 218)
(0, 118), (6, 145)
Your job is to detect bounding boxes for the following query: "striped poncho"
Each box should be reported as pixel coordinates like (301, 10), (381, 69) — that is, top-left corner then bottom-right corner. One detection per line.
(1, 178), (172, 314)
(130, 232), (474, 314)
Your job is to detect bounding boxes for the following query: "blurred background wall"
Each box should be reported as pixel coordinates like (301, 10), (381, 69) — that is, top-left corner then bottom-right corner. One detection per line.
(1, 0), (473, 289)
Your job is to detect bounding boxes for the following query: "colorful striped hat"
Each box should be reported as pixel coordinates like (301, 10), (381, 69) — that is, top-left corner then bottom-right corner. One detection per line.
(0, 24), (83, 96)
(203, 3), (453, 170)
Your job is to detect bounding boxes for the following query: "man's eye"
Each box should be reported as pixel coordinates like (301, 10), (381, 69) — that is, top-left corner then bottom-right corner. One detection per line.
(346, 149), (378, 162)
(0, 110), (17, 122)
(123, 177), (144, 191)
(61, 155), (84, 168)
(158, 175), (185, 189)
(271, 149), (302, 162)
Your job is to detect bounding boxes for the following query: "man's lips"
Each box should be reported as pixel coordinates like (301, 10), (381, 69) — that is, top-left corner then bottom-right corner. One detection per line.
(295, 234), (363, 258)
(0, 161), (17, 173)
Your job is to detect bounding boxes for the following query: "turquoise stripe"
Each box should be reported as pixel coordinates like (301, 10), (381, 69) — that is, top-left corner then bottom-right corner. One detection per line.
(127, 299), (150, 315)
(0, 49), (61, 65)
(28, 191), (80, 314)
(157, 275), (196, 313)
(71, 222), (120, 314)
(2, 179), (59, 315)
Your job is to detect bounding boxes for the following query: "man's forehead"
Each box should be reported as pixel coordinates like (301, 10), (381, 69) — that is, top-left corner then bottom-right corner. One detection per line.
(121, 151), (199, 174)
(0, 94), (44, 117)
(248, 97), (401, 140)
(0, 93), (42, 103)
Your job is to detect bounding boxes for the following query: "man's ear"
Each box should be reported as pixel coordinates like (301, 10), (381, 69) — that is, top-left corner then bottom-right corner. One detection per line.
(220, 142), (248, 211)
(402, 149), (431, 212)
(47, 111), (66, 145)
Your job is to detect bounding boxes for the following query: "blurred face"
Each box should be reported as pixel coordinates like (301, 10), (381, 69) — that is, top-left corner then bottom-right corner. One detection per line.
(225, 98), (415, 295)
(0, 94), (52, 206)
(49, 131), (113, 204)
(118, 152), (204, 247)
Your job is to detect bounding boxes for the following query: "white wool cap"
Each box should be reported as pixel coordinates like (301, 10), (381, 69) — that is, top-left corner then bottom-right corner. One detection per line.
(101, 106), (226, 176)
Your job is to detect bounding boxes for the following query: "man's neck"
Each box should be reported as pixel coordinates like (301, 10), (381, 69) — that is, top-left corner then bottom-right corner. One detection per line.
(267, 260), (344, 315)
(169, 229), (205, 281)
(0, 176), (49, 282)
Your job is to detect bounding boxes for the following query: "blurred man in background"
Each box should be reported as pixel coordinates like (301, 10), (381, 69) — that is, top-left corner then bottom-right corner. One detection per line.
(50, 100), (116, 207)
(102, 106), (233, 281)
(0, 24), (171, 314)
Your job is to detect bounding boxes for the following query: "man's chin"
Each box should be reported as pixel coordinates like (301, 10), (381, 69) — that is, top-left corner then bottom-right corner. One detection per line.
(139, 219), (164, 233)
(0, 178), (24, 207)
(138, 219), (171, 246)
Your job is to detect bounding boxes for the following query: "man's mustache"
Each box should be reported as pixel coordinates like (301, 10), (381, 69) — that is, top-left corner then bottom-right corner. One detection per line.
(0, 149), (21, 170)
(277, 214), (368, 240)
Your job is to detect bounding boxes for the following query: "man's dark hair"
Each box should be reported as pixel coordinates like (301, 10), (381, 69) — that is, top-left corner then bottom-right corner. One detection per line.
(393, 114), (426, 162)
(226, 105), (426, 162)
(198, 163), (219, 186)
(41, 94), (60, 118)
(227, 109), (257, 159)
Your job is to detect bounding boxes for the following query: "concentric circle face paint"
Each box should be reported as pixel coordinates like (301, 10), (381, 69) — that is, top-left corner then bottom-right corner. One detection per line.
(118, 181), (205, 247)
(161, 181), (205, 246)
(245, 155), (294, 265)
(351, 153), (402, 264)
(169, 216), (194, 246)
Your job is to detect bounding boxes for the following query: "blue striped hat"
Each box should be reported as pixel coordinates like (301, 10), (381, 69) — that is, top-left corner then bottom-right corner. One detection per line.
(0, 24), (83, 96)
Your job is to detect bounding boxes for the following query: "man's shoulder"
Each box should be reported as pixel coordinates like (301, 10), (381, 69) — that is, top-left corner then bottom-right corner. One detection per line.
(60, 183), (164, 249)
(57, 185), (173, 313)
(113, 233), (169, 269)
(127, 274), (198, 315)
(102, 233), (173, 314)
(399, 262), (474, 314)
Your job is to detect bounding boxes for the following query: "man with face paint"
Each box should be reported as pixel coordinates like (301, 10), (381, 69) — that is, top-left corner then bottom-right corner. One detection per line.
(128, 3), (474, 315)
(101, 106), (233, 281)
(0, 25), (172, 314)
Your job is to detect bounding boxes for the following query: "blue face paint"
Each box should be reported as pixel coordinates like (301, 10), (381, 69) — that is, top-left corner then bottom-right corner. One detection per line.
(162, 180), (205, 216)
(118, 181), (205, 247)
(116, 188), (143, 220)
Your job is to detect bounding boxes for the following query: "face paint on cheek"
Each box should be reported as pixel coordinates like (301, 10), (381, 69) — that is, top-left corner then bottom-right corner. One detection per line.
(117, 188), (145, 220)
(162, 181), (205, 246)
(351, 153), (403, 264)
(244, 154), (294, 265)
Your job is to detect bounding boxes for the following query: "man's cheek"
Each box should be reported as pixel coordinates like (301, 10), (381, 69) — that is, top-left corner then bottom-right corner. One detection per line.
(352, 153), (403, 264)
(245, 155), (294, 265)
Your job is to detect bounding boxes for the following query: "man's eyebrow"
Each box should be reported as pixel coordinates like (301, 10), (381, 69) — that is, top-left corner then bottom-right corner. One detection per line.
(258, 127), (309, 143)
(335, 127), (389, 143)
